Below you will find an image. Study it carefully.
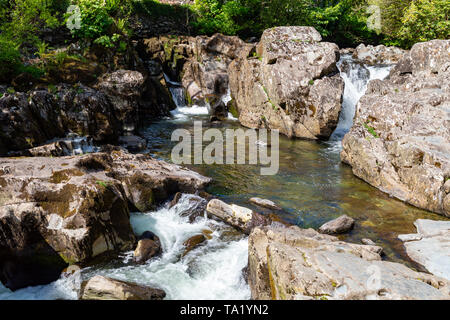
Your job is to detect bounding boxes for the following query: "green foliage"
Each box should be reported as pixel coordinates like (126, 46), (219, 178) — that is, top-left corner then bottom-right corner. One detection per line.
(397, 0), (449, 48)
(1, 0), (65, 48)
(66, 0), (133, 49)
(191, 0), (447, 48)
(96, 180), (109, 188)
(191, 0), (380, 47)
(362, 122), (379, 138)
(0, 37), (24, 82)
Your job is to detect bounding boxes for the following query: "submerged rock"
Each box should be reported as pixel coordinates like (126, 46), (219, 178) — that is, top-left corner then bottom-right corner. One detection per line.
(249, 197), (281, 210)
(318, 214), (355, 235)
(249, 225), (449, 300)
(399, 219), (450, 280)
(0, 149), (210, 290)
(81, 275), (165, 300)
(118, 135), (147, 153)
(228, 26), (344, 139)
(341, 39), (450, 217)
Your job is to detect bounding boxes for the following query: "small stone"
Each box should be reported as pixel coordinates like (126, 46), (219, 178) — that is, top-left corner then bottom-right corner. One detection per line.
(249, 197), (282, 210)
(134, 238), (161, 263)
(118, 135), (147, 153)
(318, 215), (355, 235)
(361, 238), (376, 246)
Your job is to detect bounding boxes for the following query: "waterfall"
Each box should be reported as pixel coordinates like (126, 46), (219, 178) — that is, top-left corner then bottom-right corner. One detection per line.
(330, 55), (393, 141)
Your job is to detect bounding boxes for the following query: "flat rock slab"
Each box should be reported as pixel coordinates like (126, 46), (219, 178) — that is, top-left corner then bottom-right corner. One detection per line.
(249, 225), (449, 300)
(399, 219), (450, 280)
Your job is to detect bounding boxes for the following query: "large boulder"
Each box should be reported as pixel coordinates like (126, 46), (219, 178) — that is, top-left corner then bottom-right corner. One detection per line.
(228, 26), (344, 139)
(96, 70), (144, 134)
(80, 275), (165, 300)
(0, 149), (211, 290)
(249, 225), (449, 300)
(399, 219), (450, 280)
(341, 39), (450, 217)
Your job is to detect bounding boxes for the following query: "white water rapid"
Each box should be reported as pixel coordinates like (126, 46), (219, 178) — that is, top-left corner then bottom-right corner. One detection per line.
(0, 194), (250, 300)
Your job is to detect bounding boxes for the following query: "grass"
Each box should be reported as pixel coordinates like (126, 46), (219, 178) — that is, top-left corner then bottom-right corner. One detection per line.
(96, 180), (109, 188)
(362, 122), (379, 138)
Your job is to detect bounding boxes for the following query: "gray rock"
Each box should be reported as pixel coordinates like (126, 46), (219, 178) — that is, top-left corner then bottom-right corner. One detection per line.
(399, 219), (450, 280)
(118, 135), (147, 152)
(249, 225), (449, 300)
(206, 199), (271, 234)
(81, 275), (165, 300)
(228, 26), (344, 140)
(361, 238), (376, 246)
(398, 234), (422, 242)
(249, 197), (281, 210)
(353, 44), (407, 65)
(341, 40), (450, 217)
(414, 219), (450, 237)
(318, 215), (355, 235)
(134, 238), (161, 263)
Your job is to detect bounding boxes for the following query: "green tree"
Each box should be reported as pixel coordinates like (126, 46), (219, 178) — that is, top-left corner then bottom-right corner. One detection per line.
(398, 0), (449, 47)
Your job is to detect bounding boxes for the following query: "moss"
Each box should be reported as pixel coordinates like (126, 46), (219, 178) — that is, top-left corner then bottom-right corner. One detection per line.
(228, 98), (239, 118)
(362, 121), (379, 138)
(35, 184), (79, 218)
(262, 85), (278, 111)
(266, 246), (279, 300)
(308, 79), (314, 85)
(186, 91), (193, 106)
(96, 180), (110, 188)
(49, 169), (84, 184)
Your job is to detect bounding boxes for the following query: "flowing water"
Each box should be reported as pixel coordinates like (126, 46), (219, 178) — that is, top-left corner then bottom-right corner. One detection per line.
(1, 55), (447, 300)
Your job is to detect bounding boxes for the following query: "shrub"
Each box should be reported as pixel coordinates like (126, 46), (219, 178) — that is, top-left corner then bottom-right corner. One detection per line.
(0, 37), (22, 82)
(397, 0), (450, 48)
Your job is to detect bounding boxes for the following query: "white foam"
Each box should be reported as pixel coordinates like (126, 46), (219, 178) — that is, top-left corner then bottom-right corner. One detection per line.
(1, 195), (250, 300)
